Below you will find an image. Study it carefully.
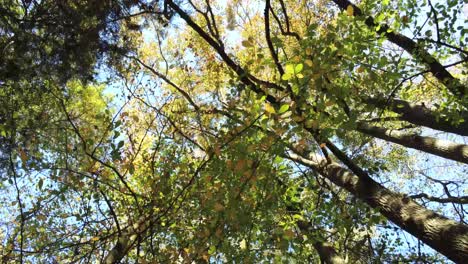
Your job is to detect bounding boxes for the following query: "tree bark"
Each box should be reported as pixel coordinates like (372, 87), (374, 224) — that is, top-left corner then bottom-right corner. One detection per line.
(331, 0), (467, 98)
(357, 122), (468, 164)
(296, 221), (347, 263)
(366, 97), (468, 136)
(288, 152), (468, 263)
(104, 218), (148, 264)
(313, 242), (346, 264)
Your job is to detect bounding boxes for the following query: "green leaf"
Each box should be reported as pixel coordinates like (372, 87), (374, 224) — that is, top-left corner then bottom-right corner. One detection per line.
(285, 64), (295, 74)
(241, 40), (253, 47)
(294, 63), (303, 73)
(278, 104), (290, 114)
(38, 178), (44, 190)
(282, 73), (292, 81)
(208, 245), (216, 254)
(292, 85), (299, 95)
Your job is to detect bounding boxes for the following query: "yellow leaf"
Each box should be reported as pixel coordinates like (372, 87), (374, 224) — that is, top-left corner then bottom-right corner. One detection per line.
(240, 239), (247, 250)
(346, 5), (354, 16)
(91, 237), (100, 241)
(264, 103), (276, 114)
(305, 48), (312, 55)
(305, 59), (313, 67)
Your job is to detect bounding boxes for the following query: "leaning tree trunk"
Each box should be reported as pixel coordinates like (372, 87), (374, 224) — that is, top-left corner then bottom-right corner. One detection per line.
(104, 217), (149, 264)
(365, 97), (468, 137)
(357, 122), (468, 164)
(288, 152), (468, 263)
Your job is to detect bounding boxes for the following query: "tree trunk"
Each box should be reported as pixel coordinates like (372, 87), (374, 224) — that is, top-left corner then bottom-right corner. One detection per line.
(297, 222), (347, 263)
(313, 241), (346, 264)
(288, 152), (468, 263)
(366, 97), (468, 136)
(104, 218), (148, 264)
(357, 122), (468, 164)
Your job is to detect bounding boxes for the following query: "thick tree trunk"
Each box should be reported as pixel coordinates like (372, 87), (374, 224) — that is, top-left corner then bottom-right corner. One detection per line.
(104, 218), (148, 264)
(331, 0), (467, 98)
(297, 222), (346, 263)
(104, 234), (135, 264)
(366, 98), (468, 136)
(288, 152), (468, 263)
(313, 242), (346, 264)
(357, 123), (468, 164)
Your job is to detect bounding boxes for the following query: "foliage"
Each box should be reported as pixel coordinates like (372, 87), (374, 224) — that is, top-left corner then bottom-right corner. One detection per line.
(0, 0), (467, 263)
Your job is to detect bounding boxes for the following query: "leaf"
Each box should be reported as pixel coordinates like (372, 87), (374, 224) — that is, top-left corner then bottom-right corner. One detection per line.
(264, 102), (276, 114)
(214, 202), (225, 212)
(292, 85), (299, 95)
(346, 5), (354, 16)
(296, 73), (304, 79)
(305, 120), (319, 129)
(285, 64), (295, 74)
(294, 63), (303, 73)
(305, 59), (313, 67)
(241, 40), (253, 47)
(278, 104), (289, 114)
(38, 178), (44, 190)
(19, 149), (28, 164)
(281, 73), (292, 81)
(240, 239), (247, 250)
(208, 245), (216, 254)
(213, 144), (221, 157)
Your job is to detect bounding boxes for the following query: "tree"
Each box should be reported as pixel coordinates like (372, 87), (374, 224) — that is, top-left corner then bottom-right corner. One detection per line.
(1, 0), (467, 263)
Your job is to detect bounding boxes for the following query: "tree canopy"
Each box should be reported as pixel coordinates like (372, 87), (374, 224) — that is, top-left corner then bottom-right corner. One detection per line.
(1, 0), (467, 263)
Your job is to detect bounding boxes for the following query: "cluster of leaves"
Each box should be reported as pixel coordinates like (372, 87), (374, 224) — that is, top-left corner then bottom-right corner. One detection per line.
(0, 0), (467, 263)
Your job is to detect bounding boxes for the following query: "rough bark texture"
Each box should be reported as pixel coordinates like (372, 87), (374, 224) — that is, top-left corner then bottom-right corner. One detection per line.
(313, 242), (346, 264)
(331, 0), (467, 98)
(297, 221), (346, 263)
(104, 218), (148, 264)
(104, 235), (134, 264)
(288, 153), (468, 263)
(357, 123), (468, 164)
(366, 98), (468, 136)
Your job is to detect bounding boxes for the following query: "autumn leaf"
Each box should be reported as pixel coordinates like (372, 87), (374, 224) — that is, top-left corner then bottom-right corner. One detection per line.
(240, 239), (247, 250)
(346, 5), (354, 16)
(214, 202), (225, 212)
(264, 102), (276, 114)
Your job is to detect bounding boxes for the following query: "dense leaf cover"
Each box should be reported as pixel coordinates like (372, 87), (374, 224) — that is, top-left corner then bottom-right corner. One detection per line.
(0, 0), (467, 263)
